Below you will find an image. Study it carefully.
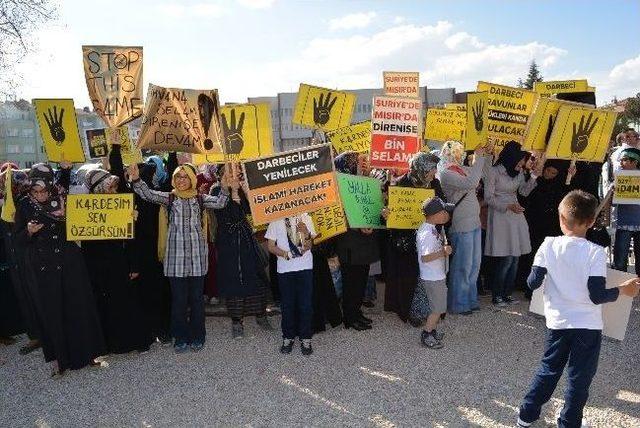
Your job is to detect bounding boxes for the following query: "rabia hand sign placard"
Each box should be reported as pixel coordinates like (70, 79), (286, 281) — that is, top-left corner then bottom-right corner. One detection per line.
(137, 84), (224, 154)
(192, 103), (273, 164)
(477, 81), (538, 152)
(292, 83), (356, 132)
(243, 144), (338, 225)
(82, 46), (143, 128)
(33, 99), (86, 163)
(545, 105), (617, 162)
(523, 98), (590, 152)
(465, 91), (488, 150)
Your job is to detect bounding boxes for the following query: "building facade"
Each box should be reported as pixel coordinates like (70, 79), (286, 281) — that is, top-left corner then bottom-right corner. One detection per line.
(0, 100), (45, 168)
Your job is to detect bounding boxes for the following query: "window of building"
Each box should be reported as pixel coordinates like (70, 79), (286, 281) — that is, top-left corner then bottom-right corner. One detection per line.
(6, 128), (19, 137)
(22, 128), (34, 138)
(23, 144), (35, 153)
(7, 145), (20, 154)
(25, 161), (34, 168)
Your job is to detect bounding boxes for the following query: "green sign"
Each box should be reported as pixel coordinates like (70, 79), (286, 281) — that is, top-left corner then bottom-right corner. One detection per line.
(337, 173), (385, 228)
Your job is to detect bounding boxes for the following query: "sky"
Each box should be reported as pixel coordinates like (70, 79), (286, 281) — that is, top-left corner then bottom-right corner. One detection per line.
(12, 0), (640, 107)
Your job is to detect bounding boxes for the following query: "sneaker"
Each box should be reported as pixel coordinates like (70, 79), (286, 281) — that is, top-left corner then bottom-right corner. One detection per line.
(174, 343), (189, 354)
(232, 322), (244, 339)
(191, 342), (204, 352)
(301, 340), (313, 356)
(503, 295), (520, 305)
(280, 339), (294, 354)
(492, 297), (507, 307)
(434, 330), (445, 341)
(256, 315), (274, 331)
(516, 417), (532, 427)
(420, 331), (444, 349)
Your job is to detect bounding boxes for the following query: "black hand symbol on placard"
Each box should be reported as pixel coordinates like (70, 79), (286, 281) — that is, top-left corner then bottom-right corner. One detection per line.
(544, 114), (556, 145)
(571, 112), (599, 155)
(472, 99), (484, 133)
(221, 109), (245, 155)
(197, 94), (216, 151)
(313, 92), (337, 126)
(43, 106), (65, 145)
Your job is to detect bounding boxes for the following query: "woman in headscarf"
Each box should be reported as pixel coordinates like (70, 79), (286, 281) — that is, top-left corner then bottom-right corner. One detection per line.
(128, 162), (231, 353)
(483, 141), (538, 307)
(14, 163), (105, 376)
(334, 152), (380, 330)
(383, 152), (444, 323)
(81, 164), (153, 354)
(438, 141), (491, 314)
(211, 163), (272, 339)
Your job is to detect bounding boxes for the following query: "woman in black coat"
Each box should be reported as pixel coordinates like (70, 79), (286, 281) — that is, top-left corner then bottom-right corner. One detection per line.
(15, 163), (105, 376)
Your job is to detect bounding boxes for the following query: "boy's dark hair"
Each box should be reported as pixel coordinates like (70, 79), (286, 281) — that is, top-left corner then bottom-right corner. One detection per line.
(559, 190), (598, 228)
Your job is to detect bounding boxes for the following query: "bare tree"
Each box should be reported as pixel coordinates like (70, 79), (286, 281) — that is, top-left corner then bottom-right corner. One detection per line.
(0, 0), (57, 98)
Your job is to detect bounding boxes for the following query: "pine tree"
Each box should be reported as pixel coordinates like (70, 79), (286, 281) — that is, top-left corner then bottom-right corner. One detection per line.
(517, 60), (543, 89)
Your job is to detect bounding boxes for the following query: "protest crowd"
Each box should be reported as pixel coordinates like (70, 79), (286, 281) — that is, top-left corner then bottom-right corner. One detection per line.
(1, 47), (640, 428)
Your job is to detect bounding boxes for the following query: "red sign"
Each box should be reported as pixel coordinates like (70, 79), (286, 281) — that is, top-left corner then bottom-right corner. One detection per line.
(370, 96), (421, 170)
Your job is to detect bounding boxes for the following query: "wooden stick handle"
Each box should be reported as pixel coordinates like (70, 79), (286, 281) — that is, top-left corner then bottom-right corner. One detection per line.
(565, 158), (577, 185)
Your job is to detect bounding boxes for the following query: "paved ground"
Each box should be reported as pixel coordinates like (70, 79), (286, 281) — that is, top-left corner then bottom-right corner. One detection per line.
(1, 291), (639, 427)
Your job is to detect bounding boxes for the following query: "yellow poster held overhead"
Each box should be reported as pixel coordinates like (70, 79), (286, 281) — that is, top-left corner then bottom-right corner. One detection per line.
(477, 81), (538, 151)
(523, 98), (590, 152)
(192, 103), (273, 164)
(533, 79), (589, 97)
(106, 126), (143, 165)
(424, 108), (466, 142)
(326, 121), (371, 154)
(613, 171), (640, 205)
(383, 71), (419, 98)
(310, 202), (348, 244)
(465, 92), (488, 150)
(292, 83), (356, 132)
(545, 105), (617, 162)
(66, 194), (135, 241)
(33, 99), (86, 163)
(387, 187), (435, 229)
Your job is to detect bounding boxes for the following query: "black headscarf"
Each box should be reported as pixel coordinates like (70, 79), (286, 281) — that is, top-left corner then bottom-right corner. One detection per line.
(495, 140), (526, 178)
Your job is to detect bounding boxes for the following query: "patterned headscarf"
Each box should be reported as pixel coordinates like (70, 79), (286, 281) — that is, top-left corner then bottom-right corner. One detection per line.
(408, 152), (440, 186)
(28, 163), (54, 190)
(334, 151), (359, 175)
(85, 168), (119, 194)
(438, 141), (465, 170)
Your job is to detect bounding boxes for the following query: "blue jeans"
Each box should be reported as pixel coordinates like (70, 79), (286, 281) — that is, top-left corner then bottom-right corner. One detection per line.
(491, 256), (519, 299)
(278, 269), (313, 340)
(613, 229), (640, 276)
(520, 329), (602, 428)
(447, 228), (481, 313)
(169, 276), (206, 346)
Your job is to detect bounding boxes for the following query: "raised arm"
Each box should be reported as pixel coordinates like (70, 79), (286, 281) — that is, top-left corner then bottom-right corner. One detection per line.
(131, 179), (171, 206)
(108, 144), (130, 193)
(202, 188), (230, 209)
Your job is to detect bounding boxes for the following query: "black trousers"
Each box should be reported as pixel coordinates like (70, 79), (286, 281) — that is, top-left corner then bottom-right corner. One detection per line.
(340, 263), (370, 323)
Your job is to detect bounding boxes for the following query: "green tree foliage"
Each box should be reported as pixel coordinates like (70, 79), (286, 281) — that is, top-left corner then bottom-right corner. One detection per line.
(517, 60), (544, 89)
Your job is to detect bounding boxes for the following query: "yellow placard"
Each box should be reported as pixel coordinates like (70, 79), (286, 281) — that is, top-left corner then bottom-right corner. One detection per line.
(613, 171), (640, 205)
(192, 103), (273, 164)
(383, 71), (420, 98)
(66, 194), (135, 241)
(545, 105), (617, 162)
(465, 92), (488, 150)
(523, 98), (590, 152)
(106, 127), (143, 165)
(445, 103), (467, 111)
(292, 83), (356, 132)
(424, 108), (466, 142)
(82, 46), (143, 128)
(533, 79), (589, 96)
(310, 202), (348, 244)
(326, 121), (371, 154)
(477, 81), (539, 151)
(33, 99), (86, 163)
(387, 187), (435, 229)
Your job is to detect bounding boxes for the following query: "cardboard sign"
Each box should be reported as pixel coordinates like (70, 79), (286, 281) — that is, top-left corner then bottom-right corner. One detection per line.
(138, 84), (224, 154)
(613, 171), (640, 205)
(337, 173), (384, 228)
(370, 96), (421, 170)
(465, 91), (489, 150)
(477, 81), (538, 151)
(444, 103), (467, 111)
(387, 186), (435, 229)
(523, 98), (589, 152)
(85, 128), (109, 158)
(310, 202), (348, 244)
(533, 79), (589, 97)
(530, 268), (635, 341)
(243, 144), (338, 225)
(545, 105), (617, 162)
(383, 71), (419, 98)
(326, 121), (372, 154)
(292, 83), (356, 132)
(33, 99), (86, 163)
(82, 46), (143, 128)
(106, 126), (143, 165)
(66, 194), (135, 241)
(192, 103), (273, 164)
(424, 108), (466, 142)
